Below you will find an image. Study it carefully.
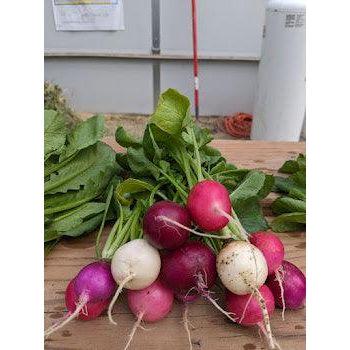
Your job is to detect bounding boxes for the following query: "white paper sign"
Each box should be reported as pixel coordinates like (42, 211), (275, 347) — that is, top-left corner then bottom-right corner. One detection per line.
(52, 0), (125, 31)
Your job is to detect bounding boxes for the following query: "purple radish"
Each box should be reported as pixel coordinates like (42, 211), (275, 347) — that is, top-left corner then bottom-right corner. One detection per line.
(266, 260), (306, 310)
(65, 278), (110, 321)
(44, 261), (116, 337)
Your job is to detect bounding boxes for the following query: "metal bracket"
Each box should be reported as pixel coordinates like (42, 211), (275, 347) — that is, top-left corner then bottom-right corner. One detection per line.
(151, 0), (160, 54)
(151, 0), (160, 108)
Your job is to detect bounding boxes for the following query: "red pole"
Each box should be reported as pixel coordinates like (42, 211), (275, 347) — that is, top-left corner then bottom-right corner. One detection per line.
(191, 0), (199, 120)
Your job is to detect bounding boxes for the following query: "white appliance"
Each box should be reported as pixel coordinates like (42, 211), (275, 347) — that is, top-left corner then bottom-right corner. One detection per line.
(251, 0), (306, 141)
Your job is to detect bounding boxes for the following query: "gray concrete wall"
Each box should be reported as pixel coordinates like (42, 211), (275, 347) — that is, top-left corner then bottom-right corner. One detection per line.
(160, 61), (258, 115)
(44, 0), (265, 115)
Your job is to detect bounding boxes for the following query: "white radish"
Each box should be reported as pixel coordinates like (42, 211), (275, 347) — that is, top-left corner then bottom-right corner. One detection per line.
(217, 241), (268, 295)
(217, 241), (279, 349)
(108, 239), (161, 324)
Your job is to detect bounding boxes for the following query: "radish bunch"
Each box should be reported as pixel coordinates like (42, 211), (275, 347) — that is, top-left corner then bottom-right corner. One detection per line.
(45, 179), (305, 350)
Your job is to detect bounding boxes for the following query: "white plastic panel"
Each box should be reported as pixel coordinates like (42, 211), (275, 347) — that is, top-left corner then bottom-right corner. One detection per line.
(45, 0), (152, 54)
(160, 0), (265, 57)
(44, 58), (154, 114)
(160, 61), (258, 116)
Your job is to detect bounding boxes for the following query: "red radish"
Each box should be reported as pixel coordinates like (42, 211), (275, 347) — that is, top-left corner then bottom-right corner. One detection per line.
(250, 232), (285, 275)
(143, 201), (190, 249)
(250, 231), (286, 319)
(108, 239), (161, 324)
(124, 280), (174, 350)
(187, 180), (231, 232)
(226, 285), (278, 349)
(44, 261), (115, 337)
(161, 240), (234, 350)
(160, 241), (234, 322)
(174, 287), (199, 348)
(175, 290), (199, 303)
(144, 200), (232, 242)
(226, 285), (275, 326)
(266, 260), (306, 310)
(160, 240), (217, 295)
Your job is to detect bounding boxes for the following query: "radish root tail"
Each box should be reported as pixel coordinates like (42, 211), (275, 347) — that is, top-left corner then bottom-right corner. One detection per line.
(108, 274), (134, 325)
(254, 288), (276, 349)
(275, 266), (286, 321)
(158, 215), (231, 240)
(123, 311), (144, 350)
(196, 272), (237, 323)
(44, 312), (71, 337)
(258, 321), (282, 350)
(183, 305), (193, 350)
(44, 294), (88, 338)
(204, 294), (237, 323)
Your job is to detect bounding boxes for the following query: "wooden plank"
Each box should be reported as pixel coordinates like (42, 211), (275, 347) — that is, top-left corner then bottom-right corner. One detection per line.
(45, 140), (306, 350)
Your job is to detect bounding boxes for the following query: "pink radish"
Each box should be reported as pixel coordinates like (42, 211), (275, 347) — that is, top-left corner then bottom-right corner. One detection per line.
(266, 260), (306, 310)
(124, 280), (174, 350)
(143, 200), (190, 249)
(127, 279), (174, 322)
(44, 261), (116, 337)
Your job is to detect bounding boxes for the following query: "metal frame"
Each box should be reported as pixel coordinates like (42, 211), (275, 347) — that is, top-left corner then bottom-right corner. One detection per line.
(151, 0), (161, 108)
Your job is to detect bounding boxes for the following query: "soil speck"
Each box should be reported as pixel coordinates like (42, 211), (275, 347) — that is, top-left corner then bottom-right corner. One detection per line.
(61, 330), (72, 337)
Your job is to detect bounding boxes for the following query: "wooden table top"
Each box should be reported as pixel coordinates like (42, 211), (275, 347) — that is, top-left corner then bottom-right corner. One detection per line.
(45, 140), (306, 350)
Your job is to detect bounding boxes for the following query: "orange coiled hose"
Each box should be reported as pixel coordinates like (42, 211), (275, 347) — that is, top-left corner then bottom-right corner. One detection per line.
(223, 113), (253, 139)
